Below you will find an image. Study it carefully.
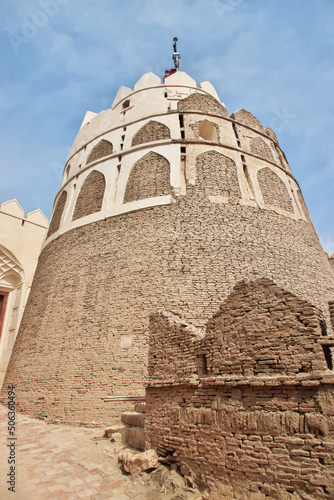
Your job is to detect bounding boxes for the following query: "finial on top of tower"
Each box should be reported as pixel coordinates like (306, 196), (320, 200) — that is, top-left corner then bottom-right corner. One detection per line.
(173, 37), (180, 69)
(164, 37), (181, 81)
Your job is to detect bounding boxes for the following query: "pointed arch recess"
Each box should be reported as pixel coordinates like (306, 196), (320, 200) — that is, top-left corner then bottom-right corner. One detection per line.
(195, 150), (241, 199)
(47, 191), (67, 237)
(177, 93), (229, 117)
(131, 121), (171, 147)
(250, 137), (274, 162)
(86, 140), (113, 165)
(257, 168), (293, 213)
(124, 152), (171, 203)
(72, 171), (106, 221)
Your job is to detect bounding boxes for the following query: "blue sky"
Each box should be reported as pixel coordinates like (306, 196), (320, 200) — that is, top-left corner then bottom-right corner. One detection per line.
(0, 0), (333, 253)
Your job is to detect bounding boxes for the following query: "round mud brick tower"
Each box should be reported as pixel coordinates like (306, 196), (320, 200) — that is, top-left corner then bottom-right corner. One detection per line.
(2, 72), (334, 425)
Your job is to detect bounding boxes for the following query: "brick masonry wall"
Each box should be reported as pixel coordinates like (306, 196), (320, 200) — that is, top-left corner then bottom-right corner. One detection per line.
(3, 178), (334, 425)
(47, 191), (67, 237)
(231, 109), (265, 133)
(124, 151), (171, 203)
(146, 280), (334, 498)
(258, 167), (294, 212)
(177, 93), (229, 117)
(196, 151), (240, 199)
(329, 301), (334, 330)
(86, 139), (113, 164)
(72, 170), (106, 221)
(205, 279), (328, 377)
(2, 91), (334, 427)
(131, 120), (170, 146)
(250, 137), (275, 163)
(329, 257), (334, 275)
(146, 383), (334, 499)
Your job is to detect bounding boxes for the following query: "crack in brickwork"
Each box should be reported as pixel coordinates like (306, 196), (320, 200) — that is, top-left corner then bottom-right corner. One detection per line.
(124, 151), (171, 203)
(131, 120), (170, 147)
(47, 191), (67, 237)
(258, 167), (294, 212)
(86, 139), (113, 164)
(72, 170), (106, 221)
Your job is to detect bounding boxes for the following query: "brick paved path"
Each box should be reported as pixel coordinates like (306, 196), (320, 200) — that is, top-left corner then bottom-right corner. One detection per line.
(0, 403), (145, 499)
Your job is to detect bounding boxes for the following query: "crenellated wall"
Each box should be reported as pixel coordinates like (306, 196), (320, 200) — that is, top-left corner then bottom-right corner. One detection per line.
(2, 72), (333, 426)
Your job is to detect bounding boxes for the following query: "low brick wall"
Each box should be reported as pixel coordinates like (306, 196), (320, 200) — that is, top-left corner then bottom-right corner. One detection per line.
(146, 279), (334, 499)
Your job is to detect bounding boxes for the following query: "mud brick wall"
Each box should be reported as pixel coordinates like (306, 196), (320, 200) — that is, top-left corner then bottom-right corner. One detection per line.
(131, 120), (170, 146)
(124, 151), (171, 203)
(250, 137), (275, 162)
(3, 86), (334, 427)
(47, 190), (67, 237)
(329, 301), (334, 330)
(205, 279), (328, 377)
(258, 167), (294, 212)
(146, 383), (334, 499)
(195, 151), (241, 199)
(231, 108), (266, 133)
(3, 178), (334, 425)
(86, 139), (113, 164)
(329, 257), (334, 275)
(146, 280), (334, 499)
(177, 93), (229, 117)
(148, 311), (204, 384)
(72, 170), (106, 220)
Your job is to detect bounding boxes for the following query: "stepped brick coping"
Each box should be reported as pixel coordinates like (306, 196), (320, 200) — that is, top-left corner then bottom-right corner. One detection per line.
(102, 395), (146, 402)
(147, 373), (334, 388)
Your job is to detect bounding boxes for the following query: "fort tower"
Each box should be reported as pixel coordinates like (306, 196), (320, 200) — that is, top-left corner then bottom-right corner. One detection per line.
(1, 67), (334, 426)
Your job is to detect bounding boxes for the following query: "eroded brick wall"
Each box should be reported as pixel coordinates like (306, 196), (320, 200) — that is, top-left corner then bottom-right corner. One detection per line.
(131, 120), (170, 146)
(329, 257), (334, 275)
(3, 183), (334, 425)
(86, 139), (113, 164)
(195, 151), (241, 200)
(72, 170), (106, 220)
(47, 191), (67, 237)
(258, 167), (294, 212)
(230, 109), (265, 133)
(124, 151), (171, 203)
(146, 280), (334, 499)
(250, 137), (275, 162)
(177, 93), (229, 117)
(205, 279), (327, 376)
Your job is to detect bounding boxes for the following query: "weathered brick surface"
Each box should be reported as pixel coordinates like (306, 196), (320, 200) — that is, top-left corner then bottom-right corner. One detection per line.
(329, 257), (334, 274)
(124, 151), (171, 203)
(329, 301), (334, 330)
(250, 137), (275, 162)
(230, 109), (265, 133)
(195, 151), (240, 199)
(2, 86), (334, 429)
(72, 170), (105, 220)
(177, 93), (229, 117)
(86, 139), (113, 164)
(3, 183), (333, 425)
(297, 189), (320, 240)
(131, 120), (170, 146)
(204, 280), (327, 376)
(258, 167), (294, 212)
(47, 191), (67, 237)
(146, 280), (334, 498)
